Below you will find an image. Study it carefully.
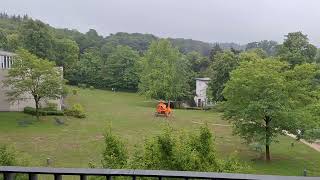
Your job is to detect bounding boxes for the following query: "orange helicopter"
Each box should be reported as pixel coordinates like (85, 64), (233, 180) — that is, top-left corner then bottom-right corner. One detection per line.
(155, 100), (172, 117)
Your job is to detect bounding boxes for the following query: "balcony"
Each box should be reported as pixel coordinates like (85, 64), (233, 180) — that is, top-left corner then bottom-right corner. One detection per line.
(0, 166), (319, 180)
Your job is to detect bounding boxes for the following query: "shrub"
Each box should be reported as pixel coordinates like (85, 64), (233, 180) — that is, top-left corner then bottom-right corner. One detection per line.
(102, 126), (128, 169)
(89, 86), (95, 90)
(46, 110), (64, 116)
(135, 125), (220, 171)
(62, 86), (69, 97)
(210, 102), (225, 112)
(43, 102), (58, 111)
(65, 104), (86, 118)
(0, 145), (29, 180)
(72, 89), (78, 95)
(99, 125), (247, 172)
(0, 145), (16, 166)
(23, 107), (37, 115)
(23, 107), (64, 116)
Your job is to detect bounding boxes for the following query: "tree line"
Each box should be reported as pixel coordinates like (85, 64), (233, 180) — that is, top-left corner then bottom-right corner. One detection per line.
(0, 13), (275, 93)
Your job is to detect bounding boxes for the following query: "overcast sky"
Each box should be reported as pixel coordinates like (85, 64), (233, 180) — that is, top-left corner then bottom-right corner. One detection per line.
(1, 0), (319, 46)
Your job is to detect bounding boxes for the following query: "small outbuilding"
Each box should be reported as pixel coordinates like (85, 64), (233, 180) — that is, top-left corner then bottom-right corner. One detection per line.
(194, 77), (211, 107)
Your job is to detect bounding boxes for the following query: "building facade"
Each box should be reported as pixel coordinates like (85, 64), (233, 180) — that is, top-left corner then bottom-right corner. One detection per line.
(194, 77), (210, 107)
(0, 50), (62, 111)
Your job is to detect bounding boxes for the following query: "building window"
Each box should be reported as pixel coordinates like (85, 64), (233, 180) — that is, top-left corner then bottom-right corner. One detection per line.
(4, 56), (6, 69)
(0, 56), (3, 69)
(0, 55), (14, 69)
(8, 56), (12, 68)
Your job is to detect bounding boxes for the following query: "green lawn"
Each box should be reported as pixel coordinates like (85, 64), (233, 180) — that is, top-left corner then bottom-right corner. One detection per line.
(0, 87), (319, 177)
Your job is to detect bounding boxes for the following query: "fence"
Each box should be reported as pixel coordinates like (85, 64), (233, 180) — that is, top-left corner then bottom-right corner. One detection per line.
(0, 166), (319, 180)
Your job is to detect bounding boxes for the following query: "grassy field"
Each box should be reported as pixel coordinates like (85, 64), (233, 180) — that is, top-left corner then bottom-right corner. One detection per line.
(0, 87), (319, 177)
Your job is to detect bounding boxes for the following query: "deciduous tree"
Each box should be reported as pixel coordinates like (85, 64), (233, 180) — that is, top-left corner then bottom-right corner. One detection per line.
(3, 49), (64, 120)
(53, 38), (79, 79)
(208, 51), (238, 102)
(20, 19), (54, 60)
(223, 59), (320, 161)
(139, 39), (190, 101)
(277, 32), (317, 66)
(102, 45), (140, 90)
(0, 28), (8, 50)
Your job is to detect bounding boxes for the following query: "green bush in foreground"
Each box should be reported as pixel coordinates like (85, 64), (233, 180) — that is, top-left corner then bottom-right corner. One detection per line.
(102, 126), (128, 169)
(0, 145), (29, 180)
(99, 124), (247, 172)
(0, 145), (17, 166)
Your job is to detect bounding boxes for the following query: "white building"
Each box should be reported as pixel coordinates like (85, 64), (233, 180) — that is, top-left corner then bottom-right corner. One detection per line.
(194, 77), (210, 107)
(0, 50), (63, 111)
(0, 50), (14, 69)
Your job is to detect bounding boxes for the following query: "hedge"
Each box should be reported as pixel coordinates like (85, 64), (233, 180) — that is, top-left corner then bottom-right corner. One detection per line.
(23, 107), (64, 116)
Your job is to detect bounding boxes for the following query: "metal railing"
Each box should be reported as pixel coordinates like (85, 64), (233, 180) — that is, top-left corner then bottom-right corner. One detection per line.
(0, 166), (319, 180)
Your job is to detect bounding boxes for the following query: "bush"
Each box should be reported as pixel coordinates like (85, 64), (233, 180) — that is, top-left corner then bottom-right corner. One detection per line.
(46, 110), (64, 116)
(97, 125), (246, 173)
(62, 86), (69, 97)
(43, 102), (58, 111)
(0, 145), (17, 166)
(102, 126), (128, 168)
(210, 102), (225, 112)
(89, 86), (95, 90)
(23, 107), (64, 116)
(65, 104), (86, 118)
(0, 145), (29, 180)
(72, 89), (78, 95)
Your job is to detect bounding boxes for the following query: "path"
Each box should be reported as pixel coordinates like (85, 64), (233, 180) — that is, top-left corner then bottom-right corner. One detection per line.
(192, 121), (232, 127)
(284, 131), (320, 152)
(193, 121), (320, 152)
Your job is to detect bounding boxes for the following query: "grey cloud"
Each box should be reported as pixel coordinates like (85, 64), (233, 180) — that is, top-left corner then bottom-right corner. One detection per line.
(1, 0), (319, 46)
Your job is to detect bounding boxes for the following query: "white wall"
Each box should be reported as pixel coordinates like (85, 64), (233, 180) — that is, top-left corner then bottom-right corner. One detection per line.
(194, 80), (209, 107)
(0, 69), (63, 112)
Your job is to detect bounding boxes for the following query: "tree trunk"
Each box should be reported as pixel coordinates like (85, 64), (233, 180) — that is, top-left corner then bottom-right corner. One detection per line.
(35, 101), (39, 120)
(265, 144), (270, 161)
(265, 116), (271, 161)
(34, 96), (40, 120)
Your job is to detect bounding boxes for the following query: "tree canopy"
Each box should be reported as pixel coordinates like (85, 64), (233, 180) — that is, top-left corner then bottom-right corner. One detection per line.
(139, 39), (190, 101)
(223, 58), (320, 161)
(20, 19), (55, 60)
(207, 50), (238, 102)
(102, 45), (140, 90)
(277, 32), (317, 66)
(245, 40), (278, 56)
(3, 49), (64, 119)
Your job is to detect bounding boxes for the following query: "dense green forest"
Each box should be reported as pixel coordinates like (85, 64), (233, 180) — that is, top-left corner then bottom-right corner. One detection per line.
(0, 13), (318, 102)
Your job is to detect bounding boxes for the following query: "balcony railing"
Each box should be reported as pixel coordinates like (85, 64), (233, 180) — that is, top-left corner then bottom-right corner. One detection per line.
(0, 166), (319, 180)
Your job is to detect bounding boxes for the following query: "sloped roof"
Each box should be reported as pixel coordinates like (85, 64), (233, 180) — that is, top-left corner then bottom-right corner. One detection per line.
(0, 50), (15, 56)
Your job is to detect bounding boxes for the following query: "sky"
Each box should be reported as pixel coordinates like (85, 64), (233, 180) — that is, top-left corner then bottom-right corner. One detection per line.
(1, 0), (319, 46)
